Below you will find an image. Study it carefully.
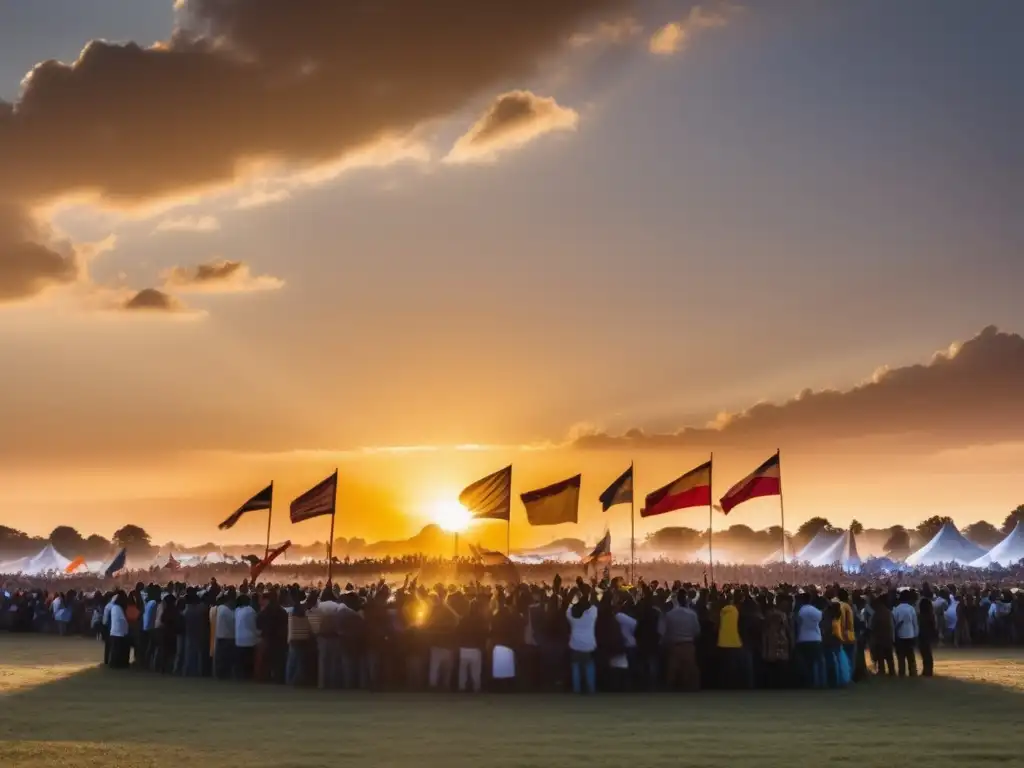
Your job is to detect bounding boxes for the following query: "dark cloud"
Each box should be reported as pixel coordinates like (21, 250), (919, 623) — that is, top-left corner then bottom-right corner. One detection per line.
(0, 0), (633, 305)
(121, 288), (185, 313)
(162, 259), (283, 293)
(574, 326), (1024, 452)
(0, 204), (80, 302)
(447, 90), (579, 163)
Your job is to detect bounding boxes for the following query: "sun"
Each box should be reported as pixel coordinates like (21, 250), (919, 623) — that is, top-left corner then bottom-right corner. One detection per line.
(430, 499), (472, 533)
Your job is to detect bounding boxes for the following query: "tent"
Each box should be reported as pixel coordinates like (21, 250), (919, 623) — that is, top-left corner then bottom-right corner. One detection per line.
(762, 540), (796, 564)
(970, 521), (1024, 568)
(807, 528), (862, 572)
(796, 530), (841, 563)
(904, 522), (985, 567)
(0, 544), (73, 575)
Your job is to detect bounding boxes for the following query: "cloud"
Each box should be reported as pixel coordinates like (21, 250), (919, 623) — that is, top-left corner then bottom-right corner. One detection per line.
(0, 1), (628, 294)
(119, 288), (187, 313)
(446, 90), (580, 163)
(153, 215), (220, 233)
(162, 259), (284, 294)
(234, 188), (292, 210)
(0, 204), (81, 303)
(649, 3), (732, 55)
(570, 17), (643, 47)
(574, 326), (1024, 453)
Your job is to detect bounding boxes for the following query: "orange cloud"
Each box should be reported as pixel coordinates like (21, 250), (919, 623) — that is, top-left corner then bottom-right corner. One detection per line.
(649, 3), (733, 55)
(119, 288), (188, 314)
(446, 90), (580, 164)
(162, 259), (284, 294)
(153, 215), (221, 233)
(575, 326), (1024, 453)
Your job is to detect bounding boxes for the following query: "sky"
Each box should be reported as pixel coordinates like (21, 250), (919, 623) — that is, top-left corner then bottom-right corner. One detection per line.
(1, 0), (1022, 550)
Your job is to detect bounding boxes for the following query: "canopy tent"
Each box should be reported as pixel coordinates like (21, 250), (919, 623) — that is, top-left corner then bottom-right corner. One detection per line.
(795, 530), (841, 563)
(0, 544), (74, 575)
(762, 540), (796, 564)
(806, 528), (862, 572)
(970, 521), (1024, 568)
(904, 522), (985, 567)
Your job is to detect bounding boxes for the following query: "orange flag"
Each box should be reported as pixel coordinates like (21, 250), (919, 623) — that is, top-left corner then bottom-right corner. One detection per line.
(251, 540), (291, 581)
(65, 556), (86, 574)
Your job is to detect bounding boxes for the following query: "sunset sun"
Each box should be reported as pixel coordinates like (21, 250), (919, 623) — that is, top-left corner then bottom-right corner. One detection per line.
(431, 499), (472, 533)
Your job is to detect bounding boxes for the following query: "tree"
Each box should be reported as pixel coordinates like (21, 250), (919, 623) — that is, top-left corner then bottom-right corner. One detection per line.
(883, 525), (911, 556)
(915, 515), (953, 542)
(963, 520), (1003, 549)
(49, 526), (85, 556)
(84, 534), (112, 559)
(112, 524), (153, 555)
(1002, 504), (1024, 535)
(795, 517), (835, 546)
(849, 519), (864, 536)
(645, 527), (702, 552)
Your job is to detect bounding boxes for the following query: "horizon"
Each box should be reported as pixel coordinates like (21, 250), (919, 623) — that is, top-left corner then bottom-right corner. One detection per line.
(1, 2), (1023, 549)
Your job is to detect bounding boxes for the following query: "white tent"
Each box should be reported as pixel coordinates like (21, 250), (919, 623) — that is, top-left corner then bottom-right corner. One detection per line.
(762, 540), (796, 564)
(796, 530), (841, 563)
(807, 528), (862, 571)
(904, 522), (985, 566)
(970, 521), (1024, 568)
(0, 544), (73, 575)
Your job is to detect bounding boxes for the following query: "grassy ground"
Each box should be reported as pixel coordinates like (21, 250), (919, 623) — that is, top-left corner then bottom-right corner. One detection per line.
(0, 635), (1021, 768)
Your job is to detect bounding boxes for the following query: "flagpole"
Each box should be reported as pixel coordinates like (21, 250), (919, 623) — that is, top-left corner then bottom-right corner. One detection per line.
(326, 469), (338, 584)
(777, 449), (786, 566)
(264, 481), (274, 560)
(507, 467), (512, 557)
(629, 461), (635, 585)
(708, 452), (714, 586)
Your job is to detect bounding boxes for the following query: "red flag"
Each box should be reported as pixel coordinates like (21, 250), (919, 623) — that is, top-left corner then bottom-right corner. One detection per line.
(251, 540), (291, 581)
(719, 453), (781, 514)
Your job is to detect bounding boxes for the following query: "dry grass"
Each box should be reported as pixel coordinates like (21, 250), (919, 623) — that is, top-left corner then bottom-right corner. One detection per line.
(1, 635), (1022, 767)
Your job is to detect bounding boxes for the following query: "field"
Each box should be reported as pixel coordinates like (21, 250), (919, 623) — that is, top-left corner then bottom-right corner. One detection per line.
(1, 635), (1022, 768)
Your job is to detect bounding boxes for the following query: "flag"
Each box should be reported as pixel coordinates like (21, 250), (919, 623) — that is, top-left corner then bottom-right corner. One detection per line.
(251, 540), (291, 581)
(219, 483), (273, 530)
(468, 542), (511, 567)
(65, 556), (86, 574)
(642, 460), (712, 518)
(719, 452), (781, 514)
(290, 471), (337, 523)
(583, 530), (612, 571)
(241, 554), (262, 567)
(459, 465), (512, 521)
(164, 554), (181, 571)
(520, 474), (580, 526)
(599, 465), (633, 511)
(104, 548), (127, 577)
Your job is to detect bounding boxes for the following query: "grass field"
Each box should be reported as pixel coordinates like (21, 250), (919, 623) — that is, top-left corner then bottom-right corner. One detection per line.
(1, 636), (1022, 768)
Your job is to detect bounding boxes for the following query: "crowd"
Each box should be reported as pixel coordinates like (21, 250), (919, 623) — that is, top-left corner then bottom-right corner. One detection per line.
(3, 567), (1023, 693)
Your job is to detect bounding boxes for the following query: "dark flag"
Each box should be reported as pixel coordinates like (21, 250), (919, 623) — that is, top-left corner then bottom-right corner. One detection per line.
(459, 466), (512, 521)
(219, 483), (274, 530)
(468, 541), (512, 567)
(105, 547), (127, 577)
(599, 465), (633, 511)
(241, 554), (262, 567)
(520, 474), (580, 526)
(290, 471), (337, 523)
(583, 530), (612, 573)
(251, 540), (291, 581)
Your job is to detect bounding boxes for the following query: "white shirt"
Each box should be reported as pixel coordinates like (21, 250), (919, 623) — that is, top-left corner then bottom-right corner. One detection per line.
(944, 599), (958, 631)
(616, 612), (638, 649)
(892, 603), (919, 639)
(566, 604), (598, 652)
(103, 598), (114, 627)
(215, 605), (236, 640)
(795, 604), (823, 643)
(109, 604), (129, 638)
(51, 596), (63, 616)
(234, 605), (259, 648)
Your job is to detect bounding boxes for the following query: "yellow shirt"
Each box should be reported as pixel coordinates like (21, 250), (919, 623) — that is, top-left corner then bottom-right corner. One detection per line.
(839, 602), (856, 643)
(717, 605), (743, 648)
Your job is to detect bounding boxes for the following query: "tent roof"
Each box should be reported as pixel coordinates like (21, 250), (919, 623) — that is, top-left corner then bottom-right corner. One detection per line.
(807, 529), (862, 571)
(970, 521), (1024, 568)
(0, 543), (73, 575)
(796, 530), (841, 563)
(905, 522), (985, 566)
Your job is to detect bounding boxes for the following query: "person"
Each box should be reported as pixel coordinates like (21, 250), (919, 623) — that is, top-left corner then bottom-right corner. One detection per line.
(234, 594), (259, 680)
(182, 589), (207, 677)
(456, 597), (487, 692)
(285, 591), (314, 686)
(663, 590), (701, 691)
(760, 593), (792, 689)
(717, 591), (748, 689)
(566, 582), (598, 694)
(892, 590), (919, 678)
(870, 594), (895, 676)
(108, 591), (131, 669)
(257, 589), (289, 684)
(917, 594), (936, 677)
(213, 592), (236, 680)
(794, 592), (825, 688)
(426, 592), (458, 691)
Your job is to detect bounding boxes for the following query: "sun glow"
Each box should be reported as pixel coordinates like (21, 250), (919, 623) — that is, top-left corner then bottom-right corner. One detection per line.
(430, 498), (472, 533)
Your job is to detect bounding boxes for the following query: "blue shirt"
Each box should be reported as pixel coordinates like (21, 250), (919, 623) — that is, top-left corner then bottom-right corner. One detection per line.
(143, 600), (158, 631)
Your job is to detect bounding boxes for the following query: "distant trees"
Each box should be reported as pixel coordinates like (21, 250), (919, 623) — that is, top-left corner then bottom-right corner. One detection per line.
(112, 524), (155, 557)
(794, 517), (836, 547)
(883, 525), (911, 557)
(915, 515), (954, 542)
(963, 521), (1003, 549)
(645, 527), (703, 552)
(84, 534), (113, 559)
(1003, 505), (1024, 535)
(849, 520), (864, 536)
(49, 526), (85, 556)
